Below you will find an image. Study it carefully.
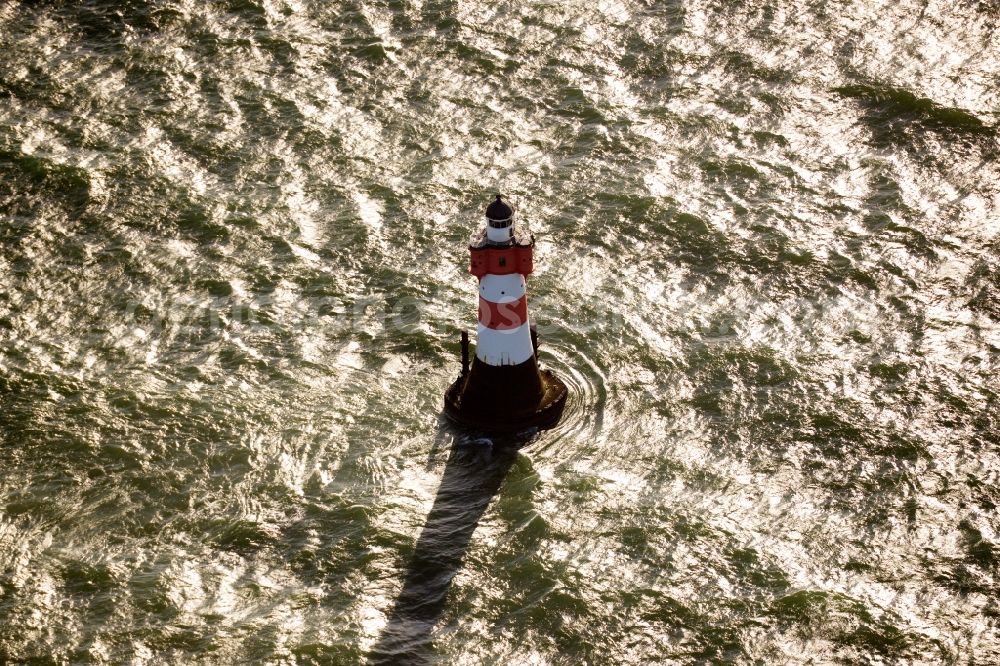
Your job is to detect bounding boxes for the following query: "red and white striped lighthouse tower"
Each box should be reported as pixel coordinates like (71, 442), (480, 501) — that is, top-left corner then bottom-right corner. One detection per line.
(444, 195), (567, 432)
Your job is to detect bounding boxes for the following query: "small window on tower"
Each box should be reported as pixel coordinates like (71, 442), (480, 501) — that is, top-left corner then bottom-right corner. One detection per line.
(498, 256), (507, 267)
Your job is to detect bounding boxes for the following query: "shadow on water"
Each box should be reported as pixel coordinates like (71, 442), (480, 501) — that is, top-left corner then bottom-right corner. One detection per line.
(369, 431), (528, 665)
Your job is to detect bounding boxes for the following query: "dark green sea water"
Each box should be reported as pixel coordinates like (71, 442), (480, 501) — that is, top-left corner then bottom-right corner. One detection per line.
(2, 1), (999, 663)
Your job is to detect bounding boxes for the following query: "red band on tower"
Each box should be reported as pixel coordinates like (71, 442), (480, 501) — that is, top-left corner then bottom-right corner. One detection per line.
(478, 295), (528, 330)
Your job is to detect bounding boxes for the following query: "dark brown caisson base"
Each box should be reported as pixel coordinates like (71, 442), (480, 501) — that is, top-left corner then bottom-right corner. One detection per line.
(443, 356), (568, 434)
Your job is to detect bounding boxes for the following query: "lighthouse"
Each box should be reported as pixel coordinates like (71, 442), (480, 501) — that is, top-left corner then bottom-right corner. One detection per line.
(444, 195), (567, 432)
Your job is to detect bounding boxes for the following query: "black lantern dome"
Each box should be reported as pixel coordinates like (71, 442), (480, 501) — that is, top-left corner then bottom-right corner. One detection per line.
(485, 194), (514, 222)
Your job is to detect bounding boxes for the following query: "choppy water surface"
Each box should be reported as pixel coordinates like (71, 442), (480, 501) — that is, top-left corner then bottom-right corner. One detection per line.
(2, 1), (999, 663)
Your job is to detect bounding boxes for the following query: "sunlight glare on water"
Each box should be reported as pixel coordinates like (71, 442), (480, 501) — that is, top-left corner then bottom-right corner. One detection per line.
(1, 0), (999, 663)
